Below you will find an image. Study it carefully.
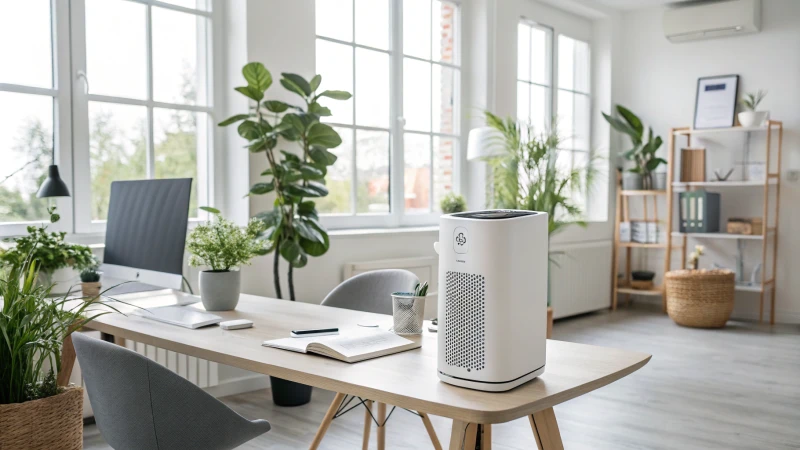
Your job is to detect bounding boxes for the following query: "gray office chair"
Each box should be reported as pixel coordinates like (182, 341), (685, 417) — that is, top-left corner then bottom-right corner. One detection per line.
(72, 332), (271, 450)
(312, 270), (441, 450)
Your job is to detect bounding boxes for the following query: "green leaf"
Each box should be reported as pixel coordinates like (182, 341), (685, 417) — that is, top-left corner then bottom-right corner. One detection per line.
(306, 181), (329, 197)
(307, 123), (342, 149)
(238, 120), (261, 140)
(300, 222), (329, 257)
(279, 239), (302, 263)
(280, 150), (301, 163)
(297, 201), (318, 218)
(199, 206), (221, 215)
(616, 105), (643, 136)
(249, 182), (275, 195)
(242, 62), (272, 92)
(309, 146), (338, 166)
(318, 90), (352, 100)
(255, 209), (282, 227)
(299, 164), (324, 179)
(234, 86), (263, 102)
(294, 220), (325, 244)
(308, 102), (332, 117)
(218, 114), (250, 127)
(280, 73), (312, 97)
(310, 74), (322, 92)
(602, 112), (641, 144)
(290, 253), (308, 268)
(280, 114), (305, 141)
(264, 100), (290, 113)
(284, 184), (322, 198)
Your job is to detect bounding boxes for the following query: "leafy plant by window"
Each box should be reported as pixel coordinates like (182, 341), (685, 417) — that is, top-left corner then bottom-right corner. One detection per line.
(602, 105), (665, 189)
(0, 222), (124, 405)
(0, 207), (95, 274)
(484, 112), (595, 236)
(186, 207), (268, 272)
(740, 90), (767, 111)
(218, 63), (351, 300)
(440, 192), (467, 214)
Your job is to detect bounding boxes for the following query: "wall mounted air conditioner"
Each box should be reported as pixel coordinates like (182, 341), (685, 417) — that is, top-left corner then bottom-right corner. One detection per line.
(663, 0), (761, 43)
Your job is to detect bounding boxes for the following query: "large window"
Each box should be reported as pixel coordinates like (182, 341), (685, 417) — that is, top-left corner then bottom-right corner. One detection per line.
(315, 0), (460, 228)
(0, 0), (215, 235)
(517, 20), (591, 211)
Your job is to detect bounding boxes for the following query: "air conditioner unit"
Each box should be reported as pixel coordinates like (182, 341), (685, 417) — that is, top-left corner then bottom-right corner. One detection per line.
(663, 0), (761, 43)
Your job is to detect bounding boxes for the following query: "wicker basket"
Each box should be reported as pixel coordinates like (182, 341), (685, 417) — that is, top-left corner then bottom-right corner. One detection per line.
(665, 269), (735, 328)
(0, 386), (83, 450)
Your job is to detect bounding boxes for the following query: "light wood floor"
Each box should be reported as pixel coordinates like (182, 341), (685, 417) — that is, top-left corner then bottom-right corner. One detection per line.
(84, 303), (800, 449)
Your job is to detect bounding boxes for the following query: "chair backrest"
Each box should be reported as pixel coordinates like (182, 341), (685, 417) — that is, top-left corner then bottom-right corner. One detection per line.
(321, 269), (419, 315)
(72, 332), (270, 450)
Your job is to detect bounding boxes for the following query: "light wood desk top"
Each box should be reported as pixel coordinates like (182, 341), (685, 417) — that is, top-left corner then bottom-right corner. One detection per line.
(83, 292), (650, 425)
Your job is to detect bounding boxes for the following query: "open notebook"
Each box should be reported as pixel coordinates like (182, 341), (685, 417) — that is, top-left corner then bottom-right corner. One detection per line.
(263, 328), (420, 363)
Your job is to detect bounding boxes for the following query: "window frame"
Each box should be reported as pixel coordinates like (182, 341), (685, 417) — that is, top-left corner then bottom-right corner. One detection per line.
(555, 33), (592, 184)
(315, 0), (462, 230)
(0, 0), (73, 236)
(70, 0), (218, 234)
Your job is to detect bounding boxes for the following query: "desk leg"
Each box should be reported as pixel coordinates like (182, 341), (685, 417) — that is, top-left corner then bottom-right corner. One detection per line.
(449, 421), (479, 450)
(480, 424), (491, 450)
(529, 408), (564, 450)
(377, 402), (387, 450)
(309, 392), (345, 450)
(57, 333), (76, 387)
(420, 412), (443, 450)
(362, 400), (373, 450)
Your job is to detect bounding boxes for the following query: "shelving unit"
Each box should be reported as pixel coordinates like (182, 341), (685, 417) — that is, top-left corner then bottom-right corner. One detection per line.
(666, 121), (783, 324)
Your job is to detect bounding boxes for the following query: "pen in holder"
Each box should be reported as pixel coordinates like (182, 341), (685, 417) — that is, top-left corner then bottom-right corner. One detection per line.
(391, 281), (428, 335)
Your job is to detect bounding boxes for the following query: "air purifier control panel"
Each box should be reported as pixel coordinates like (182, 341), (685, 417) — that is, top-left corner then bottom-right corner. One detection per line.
(453, 227), (468, 254)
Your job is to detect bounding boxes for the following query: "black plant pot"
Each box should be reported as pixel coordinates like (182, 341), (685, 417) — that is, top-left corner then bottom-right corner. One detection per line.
(270, 376), (313, 406)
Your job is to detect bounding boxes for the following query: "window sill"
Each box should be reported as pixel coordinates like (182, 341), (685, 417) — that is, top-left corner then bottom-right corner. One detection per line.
(328, 226), (439, 238)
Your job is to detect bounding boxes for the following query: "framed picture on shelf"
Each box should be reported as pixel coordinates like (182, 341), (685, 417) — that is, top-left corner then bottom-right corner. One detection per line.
(693, 74), (739, 129)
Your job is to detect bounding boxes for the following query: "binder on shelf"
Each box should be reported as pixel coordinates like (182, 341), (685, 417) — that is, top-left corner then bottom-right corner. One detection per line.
(679, 190), (720, 233)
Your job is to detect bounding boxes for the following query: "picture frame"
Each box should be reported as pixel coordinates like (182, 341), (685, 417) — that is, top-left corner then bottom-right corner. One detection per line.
(693, 74), (740, 129)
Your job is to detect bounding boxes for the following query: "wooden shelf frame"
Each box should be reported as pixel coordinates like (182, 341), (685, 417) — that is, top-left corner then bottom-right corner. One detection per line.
(666, 120), (783, 324)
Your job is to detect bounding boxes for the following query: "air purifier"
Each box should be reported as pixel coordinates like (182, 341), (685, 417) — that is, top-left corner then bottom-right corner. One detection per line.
(434, 210), (548, 392)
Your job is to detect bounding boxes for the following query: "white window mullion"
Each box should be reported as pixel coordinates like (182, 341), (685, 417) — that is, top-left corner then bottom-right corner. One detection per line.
(389, 0), (404, 227)
(145, 3), (155, 179)
(51, 0), (74, 233)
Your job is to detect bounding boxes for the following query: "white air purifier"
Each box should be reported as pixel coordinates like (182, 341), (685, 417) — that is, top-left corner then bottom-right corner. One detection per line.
(434, 210), (548, 392)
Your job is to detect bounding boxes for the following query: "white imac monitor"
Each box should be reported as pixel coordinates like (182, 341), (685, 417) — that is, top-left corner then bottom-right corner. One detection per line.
(101, 178), (192, 294)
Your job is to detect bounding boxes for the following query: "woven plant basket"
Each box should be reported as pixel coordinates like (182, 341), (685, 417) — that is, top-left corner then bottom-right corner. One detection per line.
(0, 386), (83, 450)
(665, 269), (735, 328)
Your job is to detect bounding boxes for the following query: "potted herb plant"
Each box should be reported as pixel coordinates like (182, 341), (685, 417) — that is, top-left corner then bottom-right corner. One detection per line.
(186, 207), (268, 311)
(0, 211), (122, 450)
(602, 105), (666, 190)
(738, 90), (768, 127)
(484, 112), (597, 337)
(80, 267), (102, 297)
(0, 207), (95, 294)
(440, 192), (467, 214)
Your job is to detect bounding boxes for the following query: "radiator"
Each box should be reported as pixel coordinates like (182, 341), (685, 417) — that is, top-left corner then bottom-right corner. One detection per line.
(70, 332), (219, 418)
(548, 240), (613, 319)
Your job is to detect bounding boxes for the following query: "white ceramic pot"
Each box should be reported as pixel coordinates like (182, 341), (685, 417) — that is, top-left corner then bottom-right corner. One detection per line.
(199, 270), (241, 311)
(38, 267), (81, 295)
(621, 172), (643, 190)
(738, 111), (768, 127)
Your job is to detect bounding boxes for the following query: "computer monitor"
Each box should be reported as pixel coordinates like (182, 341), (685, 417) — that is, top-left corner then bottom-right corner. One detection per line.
(101, 178), (192, 292)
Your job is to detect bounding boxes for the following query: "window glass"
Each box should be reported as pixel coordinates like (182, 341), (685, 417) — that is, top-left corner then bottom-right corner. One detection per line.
(316, 0), (353, 42)
(0, 0), (52, 88)
(153, 8), (209, 105)
(356, 130), (390, 214)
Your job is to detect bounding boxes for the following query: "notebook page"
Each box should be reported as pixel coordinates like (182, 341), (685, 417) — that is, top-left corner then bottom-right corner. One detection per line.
(322, 329), (413, 359)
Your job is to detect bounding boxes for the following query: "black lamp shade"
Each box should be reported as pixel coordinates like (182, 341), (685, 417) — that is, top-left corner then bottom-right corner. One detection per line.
(37, 165), (71, 198)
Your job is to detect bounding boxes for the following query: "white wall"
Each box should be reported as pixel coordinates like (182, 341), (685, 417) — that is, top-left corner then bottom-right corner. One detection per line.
(615, 0), (800, 323)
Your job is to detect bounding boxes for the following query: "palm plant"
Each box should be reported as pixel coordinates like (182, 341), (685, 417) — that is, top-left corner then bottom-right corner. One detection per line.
(740, 90), (767, 111)
(484, 112), (595, 235)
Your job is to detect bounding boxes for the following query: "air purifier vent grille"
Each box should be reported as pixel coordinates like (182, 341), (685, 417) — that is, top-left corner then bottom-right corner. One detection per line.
(444, 271), (485, 371)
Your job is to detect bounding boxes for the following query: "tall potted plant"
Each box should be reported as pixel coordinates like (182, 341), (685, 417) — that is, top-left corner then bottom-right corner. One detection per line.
(602, 105), (665, 190)
(484, 112), (596, 337)
(0, 211), (122, 450)
(186, 207), (268, 311)
(219, 63), (350, 406)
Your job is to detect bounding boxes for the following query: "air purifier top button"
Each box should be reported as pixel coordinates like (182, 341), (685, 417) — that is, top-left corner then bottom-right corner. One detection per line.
(454, 227), (468, 254)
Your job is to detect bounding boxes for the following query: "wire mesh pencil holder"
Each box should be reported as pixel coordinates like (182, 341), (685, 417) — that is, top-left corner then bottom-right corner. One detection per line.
(391, 293), (426, 335)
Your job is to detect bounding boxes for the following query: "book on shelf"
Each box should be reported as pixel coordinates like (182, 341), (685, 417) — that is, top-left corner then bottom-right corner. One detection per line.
(263, 327), (420, 363)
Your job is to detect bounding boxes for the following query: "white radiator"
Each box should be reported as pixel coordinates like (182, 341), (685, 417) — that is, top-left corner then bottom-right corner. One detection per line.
(548, 240), (613, 318)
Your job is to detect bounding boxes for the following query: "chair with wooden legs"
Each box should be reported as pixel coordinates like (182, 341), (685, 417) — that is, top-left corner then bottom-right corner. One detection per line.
(310, 269), (442, 450)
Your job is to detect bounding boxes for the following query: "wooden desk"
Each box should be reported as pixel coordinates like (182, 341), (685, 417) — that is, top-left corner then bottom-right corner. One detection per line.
(66, 293), (650, 449)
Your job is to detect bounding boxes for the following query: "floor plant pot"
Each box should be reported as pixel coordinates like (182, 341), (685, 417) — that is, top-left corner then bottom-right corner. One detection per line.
(738, 111), (768, 127)
(270, 377), (313, 406)
(199, 270), (241, 311)
(0, 386), (83, 450)
(621, 172), (643, 190)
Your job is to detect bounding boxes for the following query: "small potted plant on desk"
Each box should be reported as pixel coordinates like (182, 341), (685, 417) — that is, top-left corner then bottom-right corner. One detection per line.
(80, 267), (102, 298)
(186, 207), (268, 311)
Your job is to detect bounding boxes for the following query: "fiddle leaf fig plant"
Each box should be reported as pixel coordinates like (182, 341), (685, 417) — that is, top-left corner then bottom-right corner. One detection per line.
(602, 105), (665, 189)
(219, 63), (350, 300)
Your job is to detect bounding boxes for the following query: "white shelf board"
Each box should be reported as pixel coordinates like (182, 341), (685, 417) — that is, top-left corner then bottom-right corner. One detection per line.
(671, 231), (768, 240)
(735, 284), (764, 293)
(673, 126), (768, 136)
(672, 179), (777, 188)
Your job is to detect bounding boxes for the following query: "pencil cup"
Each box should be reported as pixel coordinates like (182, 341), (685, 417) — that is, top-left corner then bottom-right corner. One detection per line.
(391, 293), (426, 335)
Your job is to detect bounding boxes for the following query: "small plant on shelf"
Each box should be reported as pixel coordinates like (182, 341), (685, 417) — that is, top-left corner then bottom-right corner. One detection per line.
(738, 90), (769, 127)
(740, 90), (767, 111)
(602, 105), (665, 190)
(687, 245), (705, 270)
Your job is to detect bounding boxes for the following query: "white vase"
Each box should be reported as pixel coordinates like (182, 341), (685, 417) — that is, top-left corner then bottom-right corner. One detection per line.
(199, 270), (241, 311)
(38, 267), (81, 295)
(738, 111), (768, 127)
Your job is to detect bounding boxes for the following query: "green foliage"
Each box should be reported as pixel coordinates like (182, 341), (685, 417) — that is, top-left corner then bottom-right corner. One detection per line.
(740, 89), (767, 111)
(0, 208), (95, 274)
(484, 112), (595, 236)
(219, 63), (351, 300)
(80, 268), (100, 283)
(440, 192), (467, 214)
(0, 119), (51, 222)
(1, 229), (126, 404)
(413, 281), (429, 297)
(186, 208), (268, 271)
(602, 105), (665, 188)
